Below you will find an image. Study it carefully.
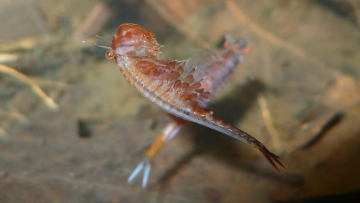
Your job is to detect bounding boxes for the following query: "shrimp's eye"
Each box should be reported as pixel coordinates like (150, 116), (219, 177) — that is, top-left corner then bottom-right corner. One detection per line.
(105, 50), (114, 59)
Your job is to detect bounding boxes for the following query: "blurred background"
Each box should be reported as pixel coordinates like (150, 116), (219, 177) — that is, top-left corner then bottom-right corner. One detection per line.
(0, 0), (360, 202)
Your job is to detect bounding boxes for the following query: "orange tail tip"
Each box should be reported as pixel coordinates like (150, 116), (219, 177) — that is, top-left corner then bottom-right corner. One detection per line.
(243, 47), (250, 54)
(224, 40), (230, 48)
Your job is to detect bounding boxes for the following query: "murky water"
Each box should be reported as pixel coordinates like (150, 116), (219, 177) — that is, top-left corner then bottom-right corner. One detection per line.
(0, 0), (359, 202)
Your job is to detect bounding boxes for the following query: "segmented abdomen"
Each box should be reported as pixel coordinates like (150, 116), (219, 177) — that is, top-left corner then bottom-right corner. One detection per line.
(127, 58), (211, 109)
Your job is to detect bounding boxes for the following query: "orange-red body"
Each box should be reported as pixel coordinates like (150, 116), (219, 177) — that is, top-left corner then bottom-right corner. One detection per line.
(104, 23), (284, 187)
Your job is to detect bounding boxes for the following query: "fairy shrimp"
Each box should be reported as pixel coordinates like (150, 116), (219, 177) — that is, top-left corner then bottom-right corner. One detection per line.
(100, 23), (284, 188)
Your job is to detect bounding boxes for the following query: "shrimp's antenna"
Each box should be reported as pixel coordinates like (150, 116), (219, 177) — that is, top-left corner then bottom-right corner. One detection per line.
(82, 40), (111, 50)
(95, 35), (112, 44)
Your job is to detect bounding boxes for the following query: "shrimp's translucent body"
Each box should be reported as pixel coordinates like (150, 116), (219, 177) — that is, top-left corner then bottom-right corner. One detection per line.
(106, 23), (284, 188)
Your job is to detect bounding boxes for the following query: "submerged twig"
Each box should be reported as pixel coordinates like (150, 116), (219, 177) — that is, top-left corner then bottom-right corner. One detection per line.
(0, 126), (9, 139)
(145, 0), (210, 48)
(348, 0), (360, 28)
(0, 109), (29, 124)
(29, 77), (69, 89)
(226, 0), (308, 60)
(226, 0), (345, 91)
(257, 93), (281, 150)
(226, 0), (334, 71)
(71, 2), (111, 43)
(300, 112), (344, 149)
(0, 54), (20, 63)
(0, 64), (59, 110)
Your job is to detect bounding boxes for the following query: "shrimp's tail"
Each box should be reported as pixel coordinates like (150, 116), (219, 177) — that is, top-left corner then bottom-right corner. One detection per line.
(224, 35), (250, 54)
(258, 146), (285, 170)
(199, 111), (286, 171)
(229, 123), (286, 170)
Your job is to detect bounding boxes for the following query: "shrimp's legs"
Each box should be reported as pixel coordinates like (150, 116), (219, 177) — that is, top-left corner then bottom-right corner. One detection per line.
(128, 118), (187, 188)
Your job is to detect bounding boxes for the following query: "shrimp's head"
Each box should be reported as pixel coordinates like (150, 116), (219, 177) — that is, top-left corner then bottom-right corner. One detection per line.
(108, 23), (161, 60)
